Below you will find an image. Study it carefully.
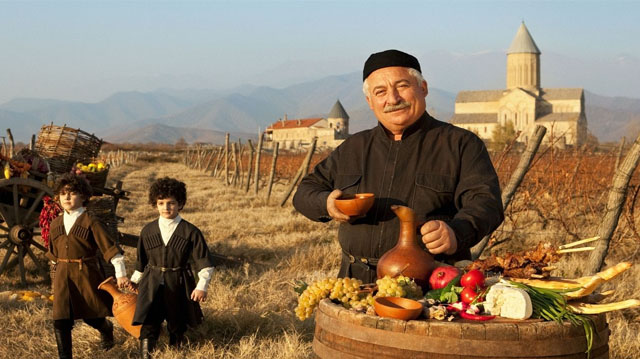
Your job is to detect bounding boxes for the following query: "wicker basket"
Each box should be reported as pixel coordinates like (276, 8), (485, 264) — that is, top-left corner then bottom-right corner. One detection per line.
(73, 162), (110, 189)
(86, 168), (109, 189)
(87, 196), (119, 239)
(35, 124), (103, 174)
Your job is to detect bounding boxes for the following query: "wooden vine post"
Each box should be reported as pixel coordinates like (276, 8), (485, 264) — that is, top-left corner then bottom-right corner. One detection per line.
(212, 147), (224, 177)
(266, 142), (280, 202)
(237, 139), (244, 187)
(230, 142), (238, 185)
(6, 129), (15, 158)
(585, 132), (640, 274)
(471, 125), (547, 260)
(614, 136), (626, 170)
(244, 140), (255, 192)
(280, 137), (317, 206)
(224, 133), (230, 185)
(254, 130), (264, 194)
(204, 148), (217, 173)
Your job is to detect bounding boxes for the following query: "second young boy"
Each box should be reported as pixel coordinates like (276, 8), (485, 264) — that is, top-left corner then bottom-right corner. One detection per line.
(130, 177), (215, 358)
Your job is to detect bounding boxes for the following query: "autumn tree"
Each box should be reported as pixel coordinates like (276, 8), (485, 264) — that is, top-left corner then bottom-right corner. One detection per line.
(490, 120), (517, 151)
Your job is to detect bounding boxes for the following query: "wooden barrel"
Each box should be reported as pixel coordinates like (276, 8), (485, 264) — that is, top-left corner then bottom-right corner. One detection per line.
(313, 299), (609, 359)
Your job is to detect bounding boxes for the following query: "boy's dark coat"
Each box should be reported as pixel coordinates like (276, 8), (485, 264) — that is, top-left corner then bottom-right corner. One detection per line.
(132, 219), (214, 327)
(47, 212), (122, 320)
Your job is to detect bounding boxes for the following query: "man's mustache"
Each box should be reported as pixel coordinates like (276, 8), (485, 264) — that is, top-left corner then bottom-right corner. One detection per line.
(383, 102), (410, 113)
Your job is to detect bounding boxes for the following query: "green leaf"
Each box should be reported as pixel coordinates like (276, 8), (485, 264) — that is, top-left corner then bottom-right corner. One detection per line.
(293, 280), (308, 296)
(425, 289), (442, 300)
(441, 292), (458, 304)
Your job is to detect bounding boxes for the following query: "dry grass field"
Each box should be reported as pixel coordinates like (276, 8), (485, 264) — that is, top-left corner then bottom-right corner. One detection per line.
(1, 148), (639, 358)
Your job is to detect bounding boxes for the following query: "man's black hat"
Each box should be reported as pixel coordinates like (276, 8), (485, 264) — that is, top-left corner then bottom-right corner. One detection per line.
(363, 49), (421, 81)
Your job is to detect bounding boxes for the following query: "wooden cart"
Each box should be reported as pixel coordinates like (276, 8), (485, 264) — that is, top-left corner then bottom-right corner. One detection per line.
(0, 124), (132, 286)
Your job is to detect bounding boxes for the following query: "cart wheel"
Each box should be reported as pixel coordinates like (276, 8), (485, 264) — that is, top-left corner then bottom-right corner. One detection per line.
(0, 178), (53, 286)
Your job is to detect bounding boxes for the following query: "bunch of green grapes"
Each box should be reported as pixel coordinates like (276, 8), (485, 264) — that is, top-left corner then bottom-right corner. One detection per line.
(295, 277), (372, 320)
(295, 277), (335, 320)
(329, 277), (374, 309)
(375, 275), (423, 299)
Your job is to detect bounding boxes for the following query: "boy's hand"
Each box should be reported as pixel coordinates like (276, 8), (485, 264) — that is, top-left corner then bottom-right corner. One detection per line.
(116, 276), (131, 290)
(191, 289), (207, 302)
(127, 281), (139, 293)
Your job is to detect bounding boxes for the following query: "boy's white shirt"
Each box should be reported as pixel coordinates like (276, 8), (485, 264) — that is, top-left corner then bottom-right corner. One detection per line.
(130, 215), (214, 292)
(63, 207), (127, 278)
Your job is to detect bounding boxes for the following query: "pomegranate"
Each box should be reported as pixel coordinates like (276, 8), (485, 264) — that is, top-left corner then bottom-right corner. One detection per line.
(428, 266), (460, 290)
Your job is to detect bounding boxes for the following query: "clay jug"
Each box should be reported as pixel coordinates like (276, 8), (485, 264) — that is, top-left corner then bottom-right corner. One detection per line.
(98, 276), (141, 338)
(376, 205), (434, 289)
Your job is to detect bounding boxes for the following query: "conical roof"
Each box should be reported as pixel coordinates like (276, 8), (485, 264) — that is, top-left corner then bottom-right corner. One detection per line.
(328, 100), (349, 120)
(507, 22), (540, 54)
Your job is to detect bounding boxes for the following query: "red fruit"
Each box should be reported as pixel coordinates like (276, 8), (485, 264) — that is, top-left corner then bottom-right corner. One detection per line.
(428, 266), (460, 290)
(460, 269), (485, 289)
(460, 286), (479, 304)
(459, 311), (495, 321)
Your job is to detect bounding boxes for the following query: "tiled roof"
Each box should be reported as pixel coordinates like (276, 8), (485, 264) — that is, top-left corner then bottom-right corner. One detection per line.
(328, 100), (349, 120)
(540, 88), (583, 100)
(456, 90), (504, 103)
(537, 113), (580, 123)
(266, 118), (323, 130)
(508, 22), (541, 54)
(450, 113), (498, 124)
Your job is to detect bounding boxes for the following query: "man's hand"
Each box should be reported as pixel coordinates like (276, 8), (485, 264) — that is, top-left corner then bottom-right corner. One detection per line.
(191, 289), (207, 302)
(326, 189), (350, 222)
(116, 276), (132, 290)
(420, 220), (457, 255)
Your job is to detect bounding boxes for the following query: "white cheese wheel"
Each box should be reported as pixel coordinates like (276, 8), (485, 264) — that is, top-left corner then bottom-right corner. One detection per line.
(485, 284), (533, 320)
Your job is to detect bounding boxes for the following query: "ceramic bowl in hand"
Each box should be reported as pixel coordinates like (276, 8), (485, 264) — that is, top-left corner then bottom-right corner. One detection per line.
(334, 193), (375, 217)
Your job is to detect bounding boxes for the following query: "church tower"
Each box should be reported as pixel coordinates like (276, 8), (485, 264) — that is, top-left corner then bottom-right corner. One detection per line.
(506, 22), (541, 91)
(327, 100), (349, 138)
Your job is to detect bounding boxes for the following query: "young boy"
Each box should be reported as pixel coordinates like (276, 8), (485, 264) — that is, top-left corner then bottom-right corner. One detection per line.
(130, 177), (215, 358)
(46, 173), (131, 359)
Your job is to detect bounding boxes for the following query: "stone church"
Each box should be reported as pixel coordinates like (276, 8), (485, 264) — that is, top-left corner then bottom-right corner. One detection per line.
(450, 23), (588, 146)
(265, 100), (349, 149)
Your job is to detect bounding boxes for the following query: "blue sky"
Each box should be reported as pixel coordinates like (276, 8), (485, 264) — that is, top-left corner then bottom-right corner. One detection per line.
(1, 0), (639, 104)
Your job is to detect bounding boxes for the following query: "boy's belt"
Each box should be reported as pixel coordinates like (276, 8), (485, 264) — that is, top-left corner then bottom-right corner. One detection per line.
(146, 264), (184, 272)
(55, 256), (96, 270)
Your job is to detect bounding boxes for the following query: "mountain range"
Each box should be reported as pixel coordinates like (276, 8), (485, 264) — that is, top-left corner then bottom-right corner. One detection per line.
(1, 71), (638, 145)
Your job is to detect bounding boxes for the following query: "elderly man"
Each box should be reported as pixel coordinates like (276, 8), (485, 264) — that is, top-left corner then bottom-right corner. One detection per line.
(292, 49), (504, 283)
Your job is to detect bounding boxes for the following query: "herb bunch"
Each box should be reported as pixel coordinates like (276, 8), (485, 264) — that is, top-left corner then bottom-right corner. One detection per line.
(508, 280), (596, 356)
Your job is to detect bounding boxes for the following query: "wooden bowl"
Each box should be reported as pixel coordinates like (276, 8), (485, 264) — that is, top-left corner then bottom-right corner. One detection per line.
(373, 296), (422, 321)
(334, 193), (375, 216)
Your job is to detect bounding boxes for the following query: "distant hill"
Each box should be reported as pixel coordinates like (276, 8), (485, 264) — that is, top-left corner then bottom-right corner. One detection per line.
(0, 91), (198, 141)
(585, 91), (640, 143)
(104, 123), (254, 145)
(0, 109), (45, 140)
(143, 72), (456, 136)
(0, 73), (637, 144)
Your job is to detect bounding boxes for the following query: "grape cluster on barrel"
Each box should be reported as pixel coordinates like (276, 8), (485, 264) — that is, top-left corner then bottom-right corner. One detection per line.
(295, 276), (423, 320)
(375, 275), (423, 299)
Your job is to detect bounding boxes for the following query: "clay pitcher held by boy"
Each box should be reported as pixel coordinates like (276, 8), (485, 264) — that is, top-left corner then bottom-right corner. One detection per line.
(98, 276), (141, 338)
(376, 205), (435, 289)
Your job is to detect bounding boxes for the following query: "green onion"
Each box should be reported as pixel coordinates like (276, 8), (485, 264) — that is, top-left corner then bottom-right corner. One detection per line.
(508, 280), (596, 357)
